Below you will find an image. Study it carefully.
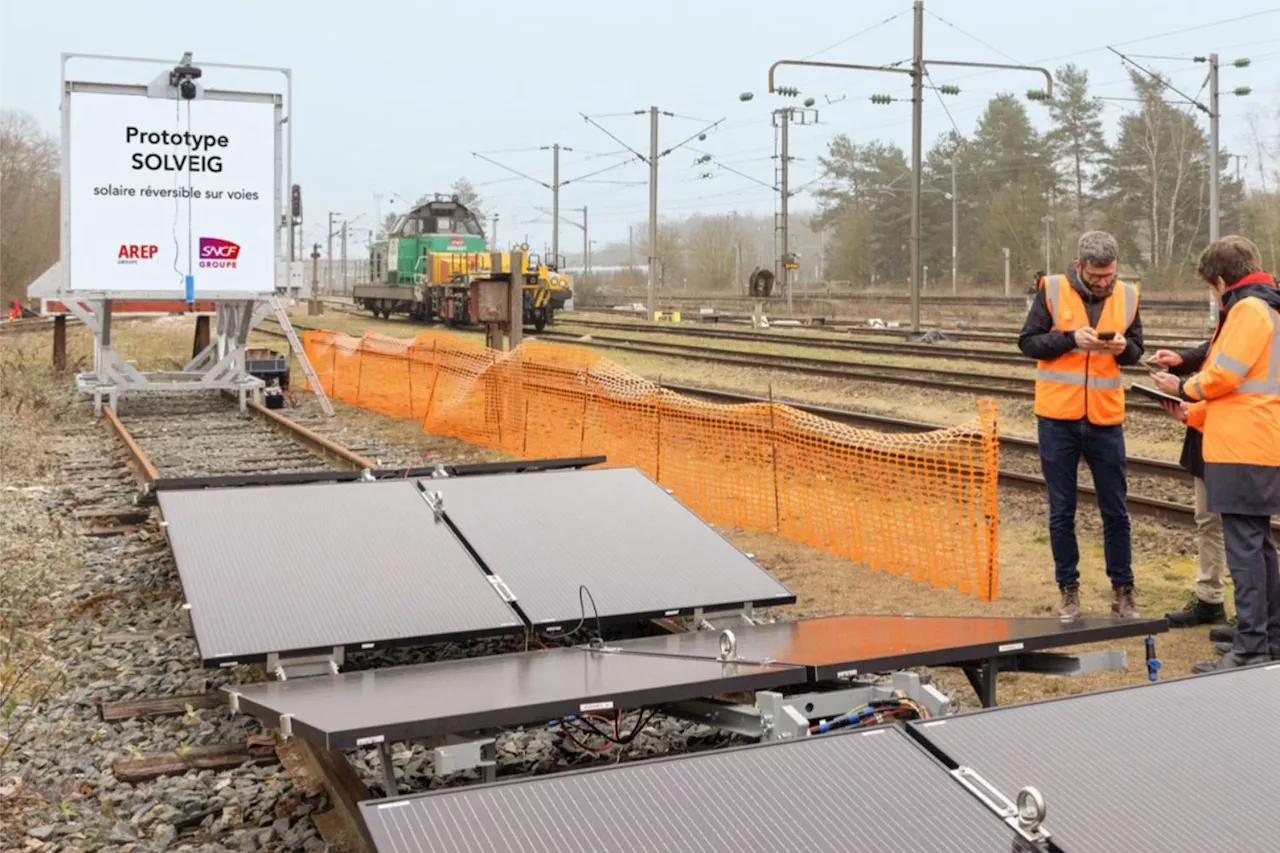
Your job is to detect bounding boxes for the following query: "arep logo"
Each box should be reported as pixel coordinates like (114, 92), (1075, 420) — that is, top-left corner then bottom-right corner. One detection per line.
(199, 237), (241, 269)
(449, 237), (465, 249)
(118, 244), (159, 265)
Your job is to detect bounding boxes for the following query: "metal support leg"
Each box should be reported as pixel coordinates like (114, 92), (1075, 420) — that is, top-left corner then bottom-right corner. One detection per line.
(192, 315), (211, 359)
(962, 657), (999, 708)
(52, 315), (67, 371)
(377, 741), (399, 797)
(480, 740), (497, 784)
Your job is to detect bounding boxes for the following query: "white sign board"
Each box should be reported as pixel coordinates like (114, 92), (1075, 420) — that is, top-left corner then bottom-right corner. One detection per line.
(68, 90), (277, 296)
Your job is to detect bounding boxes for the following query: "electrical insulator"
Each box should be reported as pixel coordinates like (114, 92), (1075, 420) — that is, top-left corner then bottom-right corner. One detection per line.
(1232, 57), (1251, 68)
(776, 86), (799, 97)
(870, 94), (893, 105)
(938, 84), (960, 96)
(1233, 86), (1253, 97)
(1026, 89), (1050, 102)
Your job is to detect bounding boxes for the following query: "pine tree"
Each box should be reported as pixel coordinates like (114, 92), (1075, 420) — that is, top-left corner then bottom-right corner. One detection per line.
(964, 94), (1055, 283)
(1046, 64), (1107, 231)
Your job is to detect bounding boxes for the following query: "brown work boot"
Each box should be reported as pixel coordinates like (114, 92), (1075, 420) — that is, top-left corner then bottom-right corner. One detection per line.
(1058, 584), (1081, 620)
(1112, 586), (1140, 618)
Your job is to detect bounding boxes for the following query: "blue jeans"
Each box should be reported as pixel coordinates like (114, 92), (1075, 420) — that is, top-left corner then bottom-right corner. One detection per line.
(1037, 417), (1134, 589)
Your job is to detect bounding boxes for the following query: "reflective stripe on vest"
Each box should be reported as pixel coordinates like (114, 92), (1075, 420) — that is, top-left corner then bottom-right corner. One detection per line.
(1236, 306), (1280, 394)
(1034, 274), (1137, 424)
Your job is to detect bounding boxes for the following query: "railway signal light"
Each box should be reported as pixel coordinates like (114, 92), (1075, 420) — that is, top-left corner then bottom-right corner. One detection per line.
(291, 184), (302, 223)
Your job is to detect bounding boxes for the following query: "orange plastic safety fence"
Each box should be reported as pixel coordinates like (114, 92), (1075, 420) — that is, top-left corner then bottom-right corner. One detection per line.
(303, 329), (1003, 600)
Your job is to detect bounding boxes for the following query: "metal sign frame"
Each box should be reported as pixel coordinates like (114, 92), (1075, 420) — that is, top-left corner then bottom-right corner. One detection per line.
(55, 53), (304, 415)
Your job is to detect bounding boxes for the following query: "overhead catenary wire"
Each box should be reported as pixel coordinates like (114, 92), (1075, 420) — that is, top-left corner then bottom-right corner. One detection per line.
(924, 8), (1023, 65)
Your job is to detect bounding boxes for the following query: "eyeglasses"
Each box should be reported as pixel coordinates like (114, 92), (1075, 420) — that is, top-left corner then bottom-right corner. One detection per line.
(1081, 268), (1116, 286)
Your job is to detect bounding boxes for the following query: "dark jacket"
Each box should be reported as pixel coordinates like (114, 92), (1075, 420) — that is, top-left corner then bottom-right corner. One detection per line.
(1018, 266), (1145, 366)
(1168, 342), (1210, 479)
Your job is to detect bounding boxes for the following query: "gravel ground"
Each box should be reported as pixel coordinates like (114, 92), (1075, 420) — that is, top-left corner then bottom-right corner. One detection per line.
(9, 387), (900, 853)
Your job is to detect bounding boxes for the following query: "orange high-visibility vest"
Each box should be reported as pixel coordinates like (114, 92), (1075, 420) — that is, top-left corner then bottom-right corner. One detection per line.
(1184, 295), (1280, 469)
(1034, 274), (1139, 425)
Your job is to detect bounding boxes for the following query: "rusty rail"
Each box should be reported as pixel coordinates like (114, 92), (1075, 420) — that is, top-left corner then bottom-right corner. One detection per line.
(244, 399), (375, 470)
(102, 405), (162, 486)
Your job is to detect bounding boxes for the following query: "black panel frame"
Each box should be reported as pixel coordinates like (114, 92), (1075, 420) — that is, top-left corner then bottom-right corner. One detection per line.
(230, 647), (804, 750)
(905, 662), (1280, 853)
(906, 660), (1279, 759)
(358, 725), (1021, 853)
(604, 614), (1169, 683)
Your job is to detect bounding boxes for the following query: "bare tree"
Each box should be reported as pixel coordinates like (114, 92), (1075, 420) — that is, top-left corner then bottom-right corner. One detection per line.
(685, 215), (737, 292)
(0, 110), (60, 307)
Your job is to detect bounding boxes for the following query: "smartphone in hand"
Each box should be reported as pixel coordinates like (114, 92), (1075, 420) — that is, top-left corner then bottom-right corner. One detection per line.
(1098, 331), (1116, 341)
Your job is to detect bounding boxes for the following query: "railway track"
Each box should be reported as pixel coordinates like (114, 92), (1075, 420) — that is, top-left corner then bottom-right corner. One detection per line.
(572, 309), (1210, 347)
(555, 317), (1205, 375)
(599, 292), (1218, 312)
(533, 329), (1180, 415)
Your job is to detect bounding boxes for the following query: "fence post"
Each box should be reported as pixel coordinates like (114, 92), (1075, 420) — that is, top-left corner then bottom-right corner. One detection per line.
(768, 383), (781, 533)
(423, 341), (440, 428)
(654, 376), (663, 484)
(406, 343), (415, 419)
(329, 344), (337, 398)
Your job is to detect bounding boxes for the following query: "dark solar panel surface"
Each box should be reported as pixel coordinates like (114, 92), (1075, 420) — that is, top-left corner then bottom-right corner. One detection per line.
(360, 727), (1017, 853)
(228, 646), (802, 749)
(607, 613), (1167, 679)
(429, 467), (795, 627)
(912, 664), (1280, 853)
(159, 481), (523, 664)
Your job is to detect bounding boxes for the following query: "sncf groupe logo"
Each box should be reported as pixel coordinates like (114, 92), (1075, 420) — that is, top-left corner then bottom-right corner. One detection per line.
(117, 244), (158, 264)
(199, 237), (241, 269)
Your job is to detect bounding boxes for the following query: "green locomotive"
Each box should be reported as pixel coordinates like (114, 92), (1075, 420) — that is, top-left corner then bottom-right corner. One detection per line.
(355, 195), (571, 331)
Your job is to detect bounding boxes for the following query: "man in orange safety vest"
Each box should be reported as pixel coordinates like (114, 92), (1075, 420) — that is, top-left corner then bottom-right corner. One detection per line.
(1018, 231), (1144, 620)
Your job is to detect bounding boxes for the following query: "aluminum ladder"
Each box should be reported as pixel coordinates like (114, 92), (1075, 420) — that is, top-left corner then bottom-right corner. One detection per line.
(268, 295), (334, 416)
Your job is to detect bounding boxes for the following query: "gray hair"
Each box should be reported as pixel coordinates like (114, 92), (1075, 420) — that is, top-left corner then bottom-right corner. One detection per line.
(1078, 231), (1118, 267)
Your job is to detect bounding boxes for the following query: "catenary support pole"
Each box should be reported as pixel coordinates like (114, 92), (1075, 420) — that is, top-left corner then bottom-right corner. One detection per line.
(779, 109), (791, 314)
(552, 143), (560, 261)
(951, 155), (958, 296)
(909, 0), (925, 333)
(648, 106), (659, 321)
(1209, 52), (1221, 327)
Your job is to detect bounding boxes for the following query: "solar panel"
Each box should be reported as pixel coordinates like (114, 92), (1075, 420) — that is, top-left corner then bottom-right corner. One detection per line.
(227, 646), (803, 750)
(159, 481), (524, 665)
(359, 726), (1019, 853)
(910, 663), (1280, 853)
(605, 614), (1167, 680)
(427, 467), (796, 628)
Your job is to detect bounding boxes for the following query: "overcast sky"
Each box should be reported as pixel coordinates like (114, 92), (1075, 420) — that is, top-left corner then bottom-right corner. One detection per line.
(2, 0), (1278, 253)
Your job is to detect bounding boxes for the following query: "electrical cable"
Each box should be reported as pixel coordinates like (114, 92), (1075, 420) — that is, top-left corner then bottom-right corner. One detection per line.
(925, 8), (1023, 65)
(801, 8), (911, 61)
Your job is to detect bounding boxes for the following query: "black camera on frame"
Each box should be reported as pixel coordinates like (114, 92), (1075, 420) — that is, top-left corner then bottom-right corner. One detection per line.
(168, 53), (203, 101)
